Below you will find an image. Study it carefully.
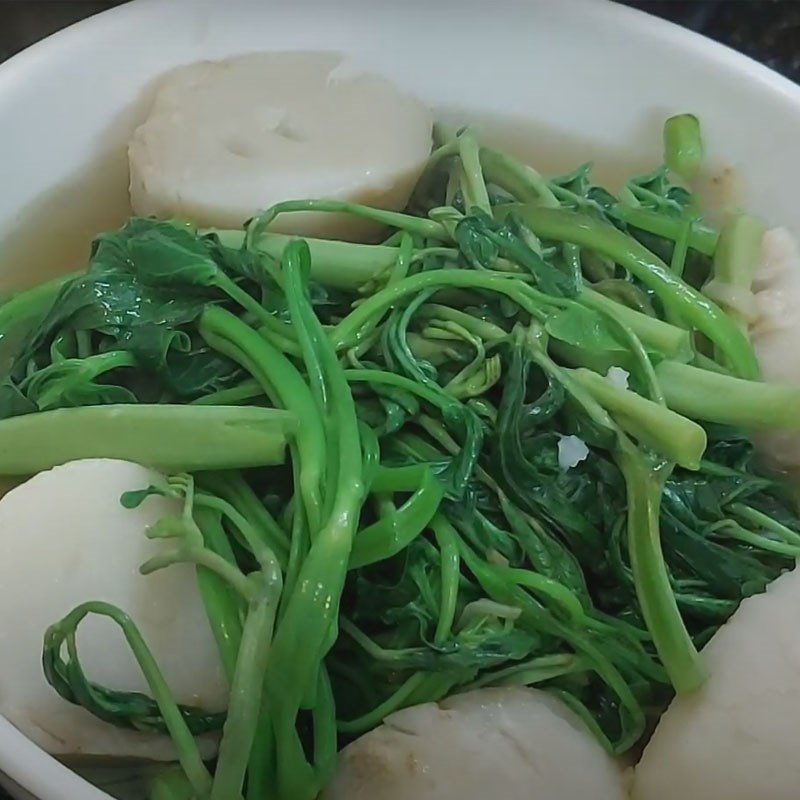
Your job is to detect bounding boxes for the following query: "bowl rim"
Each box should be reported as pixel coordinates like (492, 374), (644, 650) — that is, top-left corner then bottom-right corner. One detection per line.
(2, 0), (800, 106)
(1, 0), (799, 797)
(0, 719), (110, 800)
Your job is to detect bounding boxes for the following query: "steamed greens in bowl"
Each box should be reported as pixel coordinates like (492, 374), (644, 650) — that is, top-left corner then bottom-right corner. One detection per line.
(1, 111), (799, 800)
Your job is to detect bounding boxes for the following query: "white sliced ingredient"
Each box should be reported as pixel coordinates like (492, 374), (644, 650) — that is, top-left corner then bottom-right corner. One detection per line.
(323, 687), (629, 800)
(457, 599), (521, 629)
(633, 564), (800, 800)
(0, 459), (227, 759)
(605, 366), (630, 390)
(703, 278), (759, 324)
(129, 52), (433, 238)
(750, 227), (800, 467)
(558, 434), (589, 471)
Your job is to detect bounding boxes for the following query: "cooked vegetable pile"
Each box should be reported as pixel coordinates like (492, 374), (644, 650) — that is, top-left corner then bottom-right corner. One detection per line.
(2, 116), (799, 800)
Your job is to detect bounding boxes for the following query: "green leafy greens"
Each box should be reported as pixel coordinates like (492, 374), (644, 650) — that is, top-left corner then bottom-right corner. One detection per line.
(0, 115), (797, 800)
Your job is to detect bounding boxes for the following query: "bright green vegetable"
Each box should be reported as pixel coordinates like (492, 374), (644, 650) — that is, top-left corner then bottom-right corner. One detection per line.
(570, 368), (707, 469)
(497, 204), (760, 380)
(616, 445), (705, 694)
(611, 205), (718, 257)
(213, 229), (399, 291)
(657, 360), (800, 429)
(581, 288), (694, 361)
(44, 601), (215, 797)
(0, 114), (792, 800)
(0, 404), (295, 474)
(704, 213), (766, 330)
(0, 272), (77, 337)
(663, 113), (704, 181)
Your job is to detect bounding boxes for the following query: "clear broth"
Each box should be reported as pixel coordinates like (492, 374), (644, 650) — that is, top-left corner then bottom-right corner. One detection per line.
(0, 108), (740, 296)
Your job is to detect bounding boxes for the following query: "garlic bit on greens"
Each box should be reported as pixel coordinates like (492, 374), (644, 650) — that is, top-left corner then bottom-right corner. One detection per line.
(1, 114), (798, 800)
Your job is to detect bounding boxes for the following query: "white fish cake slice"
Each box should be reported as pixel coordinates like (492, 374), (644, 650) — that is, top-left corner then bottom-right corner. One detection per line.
(0, 459), (227, 759)
(323, 687), (629, 800)
(633, 566), (800, 800)
(129, 52), (433, 239)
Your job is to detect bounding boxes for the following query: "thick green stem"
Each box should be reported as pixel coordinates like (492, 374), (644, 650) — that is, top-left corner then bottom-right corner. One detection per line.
(571, 368), (706, 469)
(479, 147), (560, 206)
(616, 447), (706, 694)
(213, 229), (398, 291)
(199, 306), (326, 533)
(458, 133), (492, 214)
(247, 199), (447, 243)
(613, 205), (718, 256)
(211, 571), (281, 800)
(656, 360), (800, 429)
(663, 113), (703, 180)
(0, 404), (294, 474)
(348, 467), (444, 569)
(262, 242), (365, 800)
(704, 214), (766, 330)
(0, 272), (76, 334)
(431, 514), (461, 645)
(193, 508), (244, 683)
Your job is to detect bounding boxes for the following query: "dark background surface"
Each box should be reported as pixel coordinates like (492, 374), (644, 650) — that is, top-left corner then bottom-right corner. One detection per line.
(0, 0), (798, 795)
(1, 1), (800, 83)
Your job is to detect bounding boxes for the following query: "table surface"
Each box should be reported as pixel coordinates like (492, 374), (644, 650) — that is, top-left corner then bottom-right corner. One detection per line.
(0, 0), (797, 797)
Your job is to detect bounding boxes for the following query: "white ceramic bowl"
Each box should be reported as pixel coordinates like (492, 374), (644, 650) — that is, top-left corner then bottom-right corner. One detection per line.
(1, 0), (799, 797)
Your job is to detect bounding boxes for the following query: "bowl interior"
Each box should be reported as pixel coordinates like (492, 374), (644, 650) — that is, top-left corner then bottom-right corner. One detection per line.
(1, 0), (799, 797)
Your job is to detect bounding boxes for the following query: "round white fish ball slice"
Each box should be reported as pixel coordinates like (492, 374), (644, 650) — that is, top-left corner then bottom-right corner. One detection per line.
(0, 459), (227, 759)
(128, 52), (433, 239)
(750, 227), (800, 469)
(323, 687), (629, 800)
(633, 565), (800, 800)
